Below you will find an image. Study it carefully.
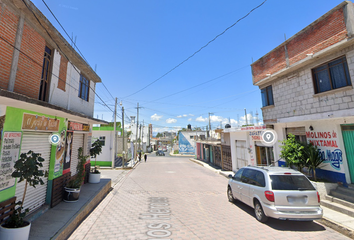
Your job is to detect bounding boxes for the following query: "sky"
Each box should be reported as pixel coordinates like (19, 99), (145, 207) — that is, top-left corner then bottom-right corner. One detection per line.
(33, 0), (345, 135)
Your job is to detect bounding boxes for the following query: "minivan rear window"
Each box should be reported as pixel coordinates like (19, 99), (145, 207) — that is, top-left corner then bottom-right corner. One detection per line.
(270, 175), (315, 190)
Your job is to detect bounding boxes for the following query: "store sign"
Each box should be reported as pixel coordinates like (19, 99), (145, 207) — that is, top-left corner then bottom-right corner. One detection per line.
(22, 113), (59, 132)
(68, 121), (90, 132)
(241, 125), (266, 131)
(306, 131), (342, 170)
(249, 131), (263, 141)
(0, 132), (21, 191)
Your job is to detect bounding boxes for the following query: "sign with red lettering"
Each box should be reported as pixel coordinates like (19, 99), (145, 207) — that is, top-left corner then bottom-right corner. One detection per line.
(0, 132), (22, 191)
(68, 121), (90, 132)
(306, 130), (342, 171)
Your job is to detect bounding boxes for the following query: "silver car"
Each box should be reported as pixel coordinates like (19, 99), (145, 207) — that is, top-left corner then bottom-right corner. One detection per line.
(227, 166), (323, 222)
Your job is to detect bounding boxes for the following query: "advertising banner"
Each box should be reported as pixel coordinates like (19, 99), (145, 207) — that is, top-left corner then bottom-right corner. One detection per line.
(0, 132), (22, 191)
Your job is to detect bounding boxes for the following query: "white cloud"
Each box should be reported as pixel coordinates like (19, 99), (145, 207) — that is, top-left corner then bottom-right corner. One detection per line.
(151, 113), (163, 121)
(177, 114), (190, 118)
(188, 118), (192, 121)
(189, 114), (194, 117)
(166, 118), (177, 124)
(196, 116), (207, 122)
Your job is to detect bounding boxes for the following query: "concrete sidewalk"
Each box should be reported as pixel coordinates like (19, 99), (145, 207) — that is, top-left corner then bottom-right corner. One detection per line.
(189, 158), (354, 239)
(28, 169), (129, 240)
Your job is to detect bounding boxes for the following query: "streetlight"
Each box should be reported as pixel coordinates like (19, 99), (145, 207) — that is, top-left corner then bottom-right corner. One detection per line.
(120, 101), (125, 168)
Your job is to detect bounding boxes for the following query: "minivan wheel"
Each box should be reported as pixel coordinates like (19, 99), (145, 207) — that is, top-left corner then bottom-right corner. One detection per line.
(254, 200), (268, 223)
(227, 186), (235, 203)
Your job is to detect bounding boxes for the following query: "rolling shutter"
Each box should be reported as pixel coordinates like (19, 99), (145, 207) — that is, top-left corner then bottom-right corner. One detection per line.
(70, 133), (84, 176)
(15, 132), (51, 214)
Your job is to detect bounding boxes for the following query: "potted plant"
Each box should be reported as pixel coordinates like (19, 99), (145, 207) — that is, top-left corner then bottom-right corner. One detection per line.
(0, 151), (46, 240)
(89, 139), (103, 184)
(63, 147), (88, 202)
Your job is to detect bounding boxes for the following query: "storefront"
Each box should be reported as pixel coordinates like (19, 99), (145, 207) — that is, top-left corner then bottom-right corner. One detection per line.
(0, 107), (66, 213)
(273, 118), (353, 184)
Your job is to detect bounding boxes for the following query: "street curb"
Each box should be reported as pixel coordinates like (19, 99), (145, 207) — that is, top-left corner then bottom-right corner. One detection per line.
(189, 158), (233, 179)
(52, 179), (111, 240)
(316, 217), (354, 239)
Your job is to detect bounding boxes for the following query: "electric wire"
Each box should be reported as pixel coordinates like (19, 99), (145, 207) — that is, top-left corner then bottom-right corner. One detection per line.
(123, 0), (267, 99)
(21, 0), (117, 118)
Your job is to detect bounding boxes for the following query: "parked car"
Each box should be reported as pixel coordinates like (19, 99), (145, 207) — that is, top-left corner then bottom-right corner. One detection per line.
(156, 150), (165, 156)
(227, 166), (322, 223)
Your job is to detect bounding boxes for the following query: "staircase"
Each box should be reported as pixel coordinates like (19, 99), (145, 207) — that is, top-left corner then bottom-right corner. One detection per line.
(321, 184), (354, 218)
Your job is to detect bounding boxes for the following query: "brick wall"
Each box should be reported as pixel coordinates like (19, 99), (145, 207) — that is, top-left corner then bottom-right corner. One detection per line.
(0, 5), (18, 89)
(252, 7), (347, 84)
(262, 46), (354, 122)
(14, 22), (45, 98)
(58, 55), (68, 91)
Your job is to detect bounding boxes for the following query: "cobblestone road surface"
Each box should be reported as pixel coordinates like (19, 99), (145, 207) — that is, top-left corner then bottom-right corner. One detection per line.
(69, 155), (349, 240)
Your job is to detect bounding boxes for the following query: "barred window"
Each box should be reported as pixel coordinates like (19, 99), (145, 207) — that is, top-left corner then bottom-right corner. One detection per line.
(78, 75), (90, 101)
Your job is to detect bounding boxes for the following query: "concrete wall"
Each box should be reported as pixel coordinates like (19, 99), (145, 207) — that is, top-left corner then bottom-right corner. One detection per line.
(49, 50), (95, 117)
(273, 118), (353, 184)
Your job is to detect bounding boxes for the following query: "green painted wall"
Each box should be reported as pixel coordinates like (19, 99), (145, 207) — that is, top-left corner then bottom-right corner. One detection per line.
(94, 161), (111, 167)
(0, 106), (67, 203)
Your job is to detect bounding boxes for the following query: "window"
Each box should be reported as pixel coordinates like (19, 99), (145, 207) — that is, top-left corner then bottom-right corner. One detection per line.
(234, 168), (244, 181)
(39, 46), (52, 101)
(99, 136), (105, 146)
(312, 56), (351, 94)
(261, 86), (274, 107)
(270, 175), (315, 190)
(241, 169), (265, 187)
(190, 136), (194, 139)
(78, 75), (90, 101)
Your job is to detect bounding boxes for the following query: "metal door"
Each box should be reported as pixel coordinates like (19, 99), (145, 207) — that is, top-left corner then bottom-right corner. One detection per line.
(341, 125), (354, 183)
(15, 132), (51, 213)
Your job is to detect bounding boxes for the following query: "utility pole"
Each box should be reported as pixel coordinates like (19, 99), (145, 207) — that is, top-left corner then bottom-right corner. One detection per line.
(112, 98), (117, 169)
(208, 113), (213, 139)
(140, 120), (144, 151)
(135, 103), (139, 162)
(120, 101), (125, 168)
(244, 108), (248, 126)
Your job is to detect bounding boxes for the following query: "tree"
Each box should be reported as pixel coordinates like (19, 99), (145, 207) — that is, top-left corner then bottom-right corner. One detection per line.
(280, 134), (307, 172)
(156, 132), (163, 137)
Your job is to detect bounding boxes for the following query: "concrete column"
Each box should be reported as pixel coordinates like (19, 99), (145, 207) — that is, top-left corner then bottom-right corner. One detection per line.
(344, 1), (354, 38)
(8, 13), (24, 91)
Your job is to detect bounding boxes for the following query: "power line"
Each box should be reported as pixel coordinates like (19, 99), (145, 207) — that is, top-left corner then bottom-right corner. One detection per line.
(21, 0), (116, 116)
(123, 0), (267, 99)
(40, 0), (123, 114)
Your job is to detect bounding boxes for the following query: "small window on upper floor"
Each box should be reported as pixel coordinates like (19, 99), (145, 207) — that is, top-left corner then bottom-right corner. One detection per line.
(261, 85), (274, 107)
(78, 75), (90, 101)
(312, 56), (352, 94)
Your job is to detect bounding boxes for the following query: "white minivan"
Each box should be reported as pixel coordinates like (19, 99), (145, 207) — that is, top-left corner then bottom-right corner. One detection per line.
(227, 166), (323, 222)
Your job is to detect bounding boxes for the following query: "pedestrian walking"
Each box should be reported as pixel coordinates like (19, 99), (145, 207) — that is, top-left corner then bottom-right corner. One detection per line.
(139, 152), (142, 162)
(144, 153), (147, 162)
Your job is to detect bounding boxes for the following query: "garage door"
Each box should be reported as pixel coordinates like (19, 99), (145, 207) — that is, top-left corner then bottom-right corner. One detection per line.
(236, 140), (247, 169)
(15, 132), (51, 213)
(70, 133), (84, 176)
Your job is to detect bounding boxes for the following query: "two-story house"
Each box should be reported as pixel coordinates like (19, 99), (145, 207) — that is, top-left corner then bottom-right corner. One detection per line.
(251, 1), (354, 185)
(0, 0), (106, 214)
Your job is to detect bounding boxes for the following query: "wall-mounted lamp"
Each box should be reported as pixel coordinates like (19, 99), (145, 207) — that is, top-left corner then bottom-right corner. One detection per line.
(309, 126), (314, 131)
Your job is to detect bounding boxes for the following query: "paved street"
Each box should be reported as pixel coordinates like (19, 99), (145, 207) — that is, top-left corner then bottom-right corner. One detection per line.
(69, 154), (349, 240)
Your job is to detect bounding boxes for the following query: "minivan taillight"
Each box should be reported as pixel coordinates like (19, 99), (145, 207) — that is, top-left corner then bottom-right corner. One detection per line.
(265, 191), (274, 202)
(317, 192), (320, 203)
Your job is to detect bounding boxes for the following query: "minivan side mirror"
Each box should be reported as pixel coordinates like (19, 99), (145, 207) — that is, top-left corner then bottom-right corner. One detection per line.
(228, 174), (233, 179)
